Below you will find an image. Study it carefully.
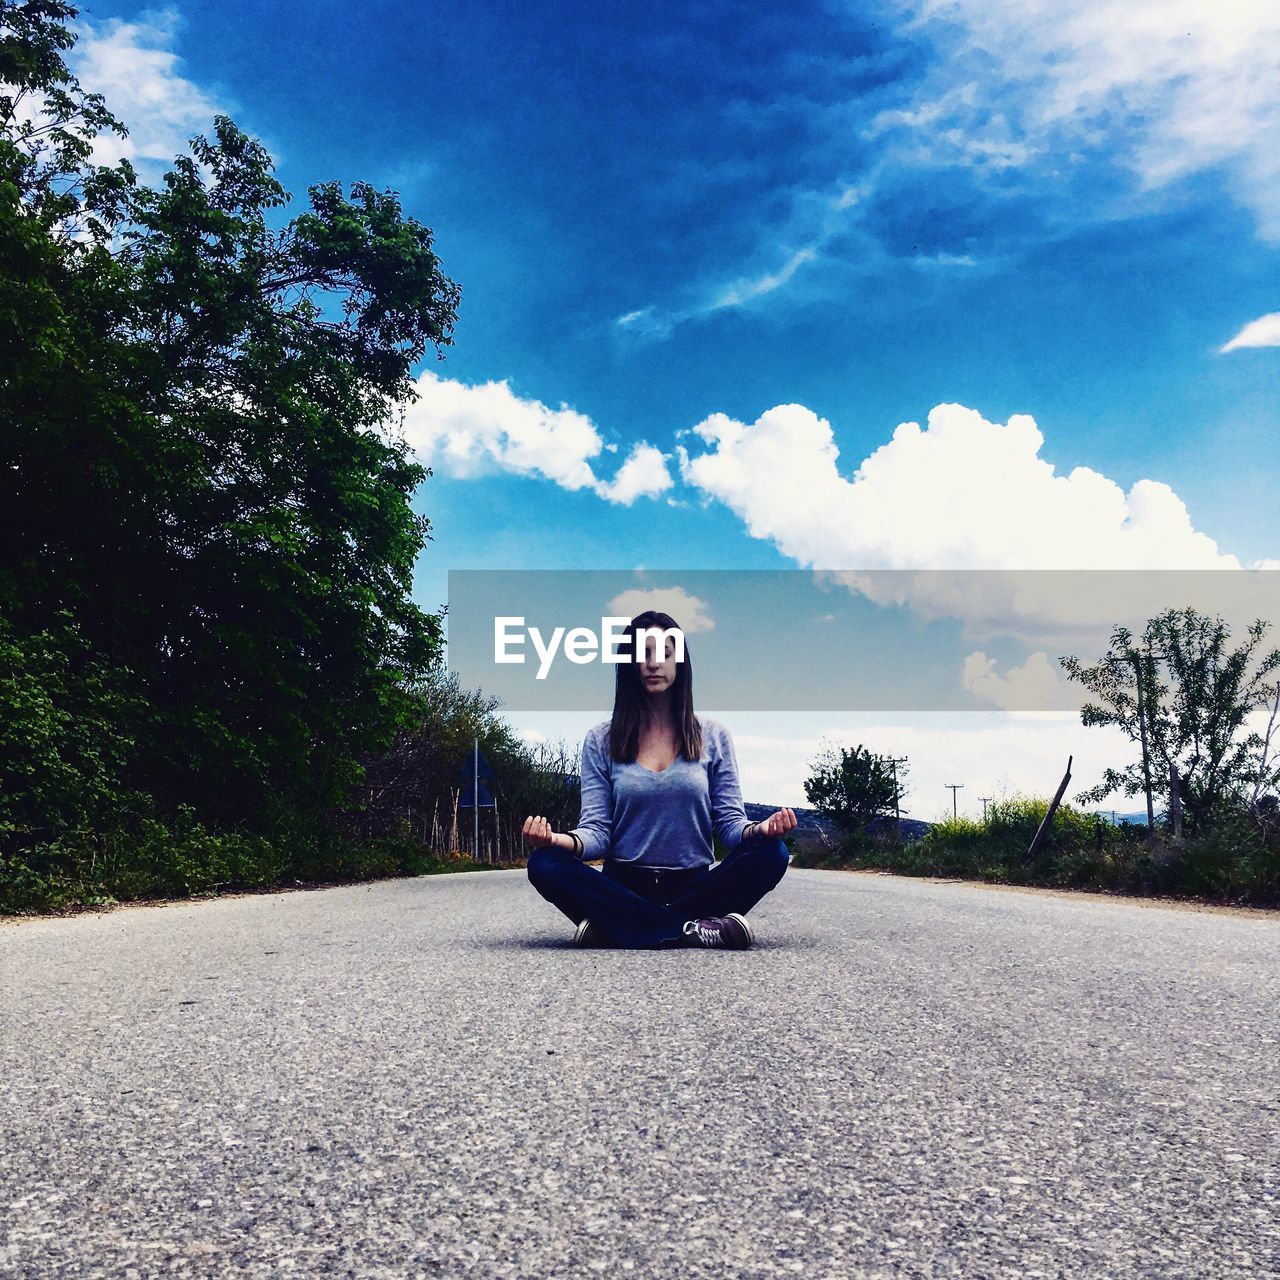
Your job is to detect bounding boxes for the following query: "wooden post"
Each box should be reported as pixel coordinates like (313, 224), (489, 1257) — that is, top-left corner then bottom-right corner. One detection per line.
(1025, 756), (1073, 862)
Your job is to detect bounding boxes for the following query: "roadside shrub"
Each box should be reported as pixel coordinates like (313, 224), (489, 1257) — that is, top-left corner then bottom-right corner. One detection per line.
(802, 790), (1279, 907)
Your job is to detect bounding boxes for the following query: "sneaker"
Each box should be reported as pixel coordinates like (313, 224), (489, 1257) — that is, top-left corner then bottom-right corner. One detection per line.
(681, 912), (753, 949)
(573, 918), (609, 947)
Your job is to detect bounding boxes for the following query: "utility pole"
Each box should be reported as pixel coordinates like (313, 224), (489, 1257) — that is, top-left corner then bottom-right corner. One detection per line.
(1169, 760), (1183, 844)
(888, 756), (908, 822)
(979, 795), (993, 823)
(1103, 644), (1160, 844)
(1131, 646), (1156, 841)
(945, 783), (964, 820)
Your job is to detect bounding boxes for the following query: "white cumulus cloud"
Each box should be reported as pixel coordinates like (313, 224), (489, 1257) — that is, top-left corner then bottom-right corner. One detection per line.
(676, 399), (1261, 640)
(678, 400), (1236, 572)
(597, 443), (675, 505)
(399, 370), (672, 505)
(962, 651), (1080, 712)
(604, 587), (716, 633)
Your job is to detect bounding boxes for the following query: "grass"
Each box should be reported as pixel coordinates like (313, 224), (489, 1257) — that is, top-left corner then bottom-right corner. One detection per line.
(787, 795), (1280, 909)
(0, 830), (518, 919)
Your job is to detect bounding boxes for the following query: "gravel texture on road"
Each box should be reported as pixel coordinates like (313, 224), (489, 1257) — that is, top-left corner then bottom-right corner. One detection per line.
(3, 868), (1277, 1279)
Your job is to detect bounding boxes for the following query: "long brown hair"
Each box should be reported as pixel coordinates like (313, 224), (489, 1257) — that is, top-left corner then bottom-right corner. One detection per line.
(608, 610), (702, 764)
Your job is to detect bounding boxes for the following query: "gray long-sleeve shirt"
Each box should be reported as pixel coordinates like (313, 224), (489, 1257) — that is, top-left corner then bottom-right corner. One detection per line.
(568, 716), (752, 869)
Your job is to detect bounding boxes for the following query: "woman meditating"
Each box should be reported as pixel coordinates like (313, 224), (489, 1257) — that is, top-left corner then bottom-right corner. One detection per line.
(523, 610), (794, 949)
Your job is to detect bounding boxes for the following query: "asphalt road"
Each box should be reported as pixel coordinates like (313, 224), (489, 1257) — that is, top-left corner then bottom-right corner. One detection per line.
(2, 867), (1277, 1279)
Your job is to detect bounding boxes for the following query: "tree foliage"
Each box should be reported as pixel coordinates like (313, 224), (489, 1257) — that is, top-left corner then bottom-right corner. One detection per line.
(804, 742), (906, 833)
(350, 666), (581, 857)
(1061, 606), (1280, 830)
(1, 0), (461, 885)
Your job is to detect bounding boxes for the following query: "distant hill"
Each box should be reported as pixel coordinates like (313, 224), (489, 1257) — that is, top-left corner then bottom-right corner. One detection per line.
(743, 801), (832, 840)
(553, 771), (931, 842)
(1105, 810), (1163, 825)
(744, 801), (931, 843)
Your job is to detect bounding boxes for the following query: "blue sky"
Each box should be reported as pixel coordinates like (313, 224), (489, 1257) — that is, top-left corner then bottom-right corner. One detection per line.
(69, 1), (1280, 815)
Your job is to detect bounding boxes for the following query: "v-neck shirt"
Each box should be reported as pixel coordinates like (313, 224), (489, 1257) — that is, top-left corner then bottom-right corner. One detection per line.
(568, 716), (751, 869)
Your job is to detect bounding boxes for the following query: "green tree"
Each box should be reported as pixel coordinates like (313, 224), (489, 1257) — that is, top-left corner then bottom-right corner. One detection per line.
(95, 116), (461, 821)
(1, 1), (461, 874)
(804, 742), (906, 834)
(1062, 607), (1280, 831)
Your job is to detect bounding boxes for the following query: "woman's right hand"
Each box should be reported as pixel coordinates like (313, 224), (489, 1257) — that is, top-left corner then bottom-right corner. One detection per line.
(521, 815), (558, 849)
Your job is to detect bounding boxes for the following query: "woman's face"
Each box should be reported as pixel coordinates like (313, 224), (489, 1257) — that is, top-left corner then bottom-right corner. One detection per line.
(638, 629), (681, 697)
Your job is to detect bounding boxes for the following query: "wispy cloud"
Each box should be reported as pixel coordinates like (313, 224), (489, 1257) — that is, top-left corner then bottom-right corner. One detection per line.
(1220, 312), (1280, 354)
(619, 2), (1280, 333)
(613, 183), (871, 339)
(880, 0), (1280, 239)
(711, 247), (819, 309)
(71, 10), (233, 177)
(615, 238), (828, 339)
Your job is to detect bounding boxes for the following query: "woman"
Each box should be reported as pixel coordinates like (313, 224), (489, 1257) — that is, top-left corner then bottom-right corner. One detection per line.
(523, 610), (794, 949)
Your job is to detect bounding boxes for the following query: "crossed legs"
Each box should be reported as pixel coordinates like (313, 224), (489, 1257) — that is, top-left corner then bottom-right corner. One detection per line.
(526, 835), (790, 948)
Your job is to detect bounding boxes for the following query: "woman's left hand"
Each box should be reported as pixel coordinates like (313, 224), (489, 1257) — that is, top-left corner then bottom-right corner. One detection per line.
(754, 808), (797, 837)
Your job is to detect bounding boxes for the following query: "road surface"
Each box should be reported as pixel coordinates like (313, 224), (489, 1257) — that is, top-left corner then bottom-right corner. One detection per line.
(2, 867), (1277, 1278)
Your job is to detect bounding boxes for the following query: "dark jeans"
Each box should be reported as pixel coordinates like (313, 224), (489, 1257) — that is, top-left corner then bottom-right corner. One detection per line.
(526, 833), (790, 948)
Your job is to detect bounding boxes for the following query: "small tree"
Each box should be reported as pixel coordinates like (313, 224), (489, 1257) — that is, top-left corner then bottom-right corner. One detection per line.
(804, 743), (906, 835)
(1062, 607), (1280, 832)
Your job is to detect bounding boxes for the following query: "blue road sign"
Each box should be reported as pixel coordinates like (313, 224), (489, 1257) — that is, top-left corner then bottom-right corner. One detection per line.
(457, 750), (495, 782)
(459, 780), (495, 808)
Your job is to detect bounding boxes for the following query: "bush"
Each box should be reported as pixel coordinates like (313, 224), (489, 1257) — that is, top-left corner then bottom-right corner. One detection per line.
(0, 614), (140, 863)
(800, 791), (1280, 907)
(0, 797), (289, 914)
(1171, 805), (1280, 901)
